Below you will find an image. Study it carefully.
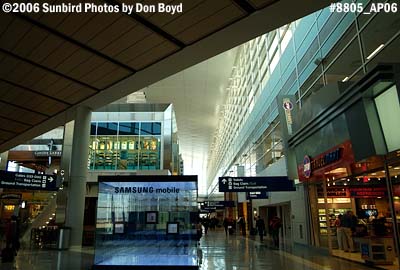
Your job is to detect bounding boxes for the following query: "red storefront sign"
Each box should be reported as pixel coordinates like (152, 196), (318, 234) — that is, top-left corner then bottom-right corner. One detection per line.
(298, 140), (355, 182)
(349, 187), (387, 198)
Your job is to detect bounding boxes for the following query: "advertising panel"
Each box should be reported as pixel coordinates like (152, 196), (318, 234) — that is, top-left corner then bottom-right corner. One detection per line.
(94, 175), (198, 269)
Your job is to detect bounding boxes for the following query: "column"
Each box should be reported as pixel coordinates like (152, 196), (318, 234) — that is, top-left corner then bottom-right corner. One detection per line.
(65, 106), (92, 248)
(0, 151), (8, 170)
(0, 151), (8, 194)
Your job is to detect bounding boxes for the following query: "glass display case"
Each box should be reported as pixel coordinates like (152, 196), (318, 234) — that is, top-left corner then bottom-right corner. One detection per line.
(94, 175), (199, 269)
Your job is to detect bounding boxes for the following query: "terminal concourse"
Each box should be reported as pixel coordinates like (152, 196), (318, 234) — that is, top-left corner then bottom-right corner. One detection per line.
(1, 0), (400, 269)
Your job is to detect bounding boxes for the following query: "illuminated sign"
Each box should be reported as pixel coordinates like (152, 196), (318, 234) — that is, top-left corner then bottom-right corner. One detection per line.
(303, 148), (342, 178)
(218, 176), (295, 192)
(349, 187), (387, 197)
(0, 170), (57, 191)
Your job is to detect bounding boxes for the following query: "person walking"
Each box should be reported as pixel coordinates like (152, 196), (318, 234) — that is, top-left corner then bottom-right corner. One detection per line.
(202, 217), (210, 235)
(341, 211), (358, 252)
(237, 216), (246, 236)
(269, 215), (282, 249)
(223, 217), (230, 236)
(255, 216), (266, 241)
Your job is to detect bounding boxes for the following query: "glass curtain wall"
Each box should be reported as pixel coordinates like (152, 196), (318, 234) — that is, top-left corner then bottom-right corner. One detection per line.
(89, 122), (161, 170)
(208, 0), (400, 195)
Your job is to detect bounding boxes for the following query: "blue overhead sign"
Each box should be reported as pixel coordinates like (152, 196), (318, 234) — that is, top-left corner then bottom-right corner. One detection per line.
(218, 176), (295, 192)
(0, 170), (57, 191)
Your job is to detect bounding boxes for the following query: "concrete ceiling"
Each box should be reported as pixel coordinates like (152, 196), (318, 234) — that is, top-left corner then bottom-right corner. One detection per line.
(0, 0), (331, 188)
(143, 48), (237, 193)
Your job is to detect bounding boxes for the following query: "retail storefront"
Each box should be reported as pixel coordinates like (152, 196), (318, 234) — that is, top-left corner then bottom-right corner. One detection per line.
(280, 64), (400, 266)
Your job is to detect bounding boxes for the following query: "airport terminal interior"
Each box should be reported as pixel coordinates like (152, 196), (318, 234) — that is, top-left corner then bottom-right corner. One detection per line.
(0, 0), (400, 269)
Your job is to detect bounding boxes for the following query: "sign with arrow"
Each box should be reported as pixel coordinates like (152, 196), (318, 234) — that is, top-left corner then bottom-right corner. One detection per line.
(218, 176), (295, 192)
(0, 170), (58, 191)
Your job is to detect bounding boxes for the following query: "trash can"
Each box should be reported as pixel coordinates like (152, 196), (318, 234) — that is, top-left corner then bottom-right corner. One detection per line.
(57, 227), (71, 250)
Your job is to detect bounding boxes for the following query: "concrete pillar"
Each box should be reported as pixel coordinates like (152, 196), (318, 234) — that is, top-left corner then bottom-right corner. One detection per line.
(65, 106), (91, 248)
(0, 151), (7, 193)
(0, 151), (8, 170)
(56, 121), (74, 224)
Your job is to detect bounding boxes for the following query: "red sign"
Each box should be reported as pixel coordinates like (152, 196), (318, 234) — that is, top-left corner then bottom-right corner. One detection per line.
(349, 187), (387, 198)
(297, 140), (355, 182)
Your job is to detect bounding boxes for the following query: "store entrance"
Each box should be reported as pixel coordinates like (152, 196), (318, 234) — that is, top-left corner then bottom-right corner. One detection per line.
(309, 153), (400, 266)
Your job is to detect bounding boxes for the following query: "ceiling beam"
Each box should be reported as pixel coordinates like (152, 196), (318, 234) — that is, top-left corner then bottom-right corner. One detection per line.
(0, 100), (51, 117)
(0, 48), (101, 92)
(104, 0), (186, 48)
(0, 78), (72, 106)
(0, 0), (332, 153)
(15, 13), (137, 73)
(232, 0), (256, 13)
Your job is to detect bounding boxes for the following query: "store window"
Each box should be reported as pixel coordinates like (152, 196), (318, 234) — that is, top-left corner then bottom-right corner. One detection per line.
(119, 122), (139, 135)
(89, 121), (162, 171)
(97, 122), (118, 135)
(90, 123), (97, 135)
(141, 122), (161, 135)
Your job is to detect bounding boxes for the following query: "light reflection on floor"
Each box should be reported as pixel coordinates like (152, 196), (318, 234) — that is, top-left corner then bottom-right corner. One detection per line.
(0, 229), (389, 270)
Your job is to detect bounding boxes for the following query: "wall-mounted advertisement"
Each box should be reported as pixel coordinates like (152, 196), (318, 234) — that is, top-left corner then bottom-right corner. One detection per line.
(93, 175), (199, 269)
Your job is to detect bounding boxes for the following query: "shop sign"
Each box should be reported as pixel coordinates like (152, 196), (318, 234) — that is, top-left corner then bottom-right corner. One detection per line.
(0, 193), (22, 205)
(317, 187), (349, 198)
(0, 170), (57, 191)
(218, 176), (295, 192)
(349, 187), (387, 197)
(303, 148), (342, 178)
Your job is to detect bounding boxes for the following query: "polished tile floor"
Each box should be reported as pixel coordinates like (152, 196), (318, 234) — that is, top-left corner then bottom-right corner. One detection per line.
(0, 229), (383, 270)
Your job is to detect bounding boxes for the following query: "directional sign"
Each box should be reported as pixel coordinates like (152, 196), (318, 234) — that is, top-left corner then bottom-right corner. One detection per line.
(201, 201), (235, 210)
(247, 191), (269, 200)
(0, 170), (58, 191)
(218, 176), (295, 192)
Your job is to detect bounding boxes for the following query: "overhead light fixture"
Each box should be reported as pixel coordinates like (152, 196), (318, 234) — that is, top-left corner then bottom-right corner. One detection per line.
(366, 44), (385, 60)
(342, 76), (349, 82)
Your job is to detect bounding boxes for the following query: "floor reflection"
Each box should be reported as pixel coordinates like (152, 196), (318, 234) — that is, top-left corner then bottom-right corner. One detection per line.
(0, 229), (385, 270)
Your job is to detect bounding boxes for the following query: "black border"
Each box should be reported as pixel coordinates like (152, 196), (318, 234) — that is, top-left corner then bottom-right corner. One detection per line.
(98, 175), (197, 183)
(166, 222), (179, 234)
(145, 211), (158, 224)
